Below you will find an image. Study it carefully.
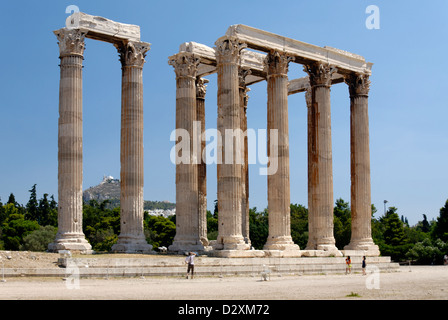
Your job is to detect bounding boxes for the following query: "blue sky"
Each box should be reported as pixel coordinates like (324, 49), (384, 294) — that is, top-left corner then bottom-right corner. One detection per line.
(0, 0), (447, 225)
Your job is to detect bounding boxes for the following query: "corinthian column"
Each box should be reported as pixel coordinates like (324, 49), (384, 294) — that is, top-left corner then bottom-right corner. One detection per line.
(304, 62), (340, 255)
(264, 50), (299, 251)
(112, 41), (152, 253)
(344, 73), (380, 256)
(49, 28), (91, 253)
(168, 52), (206, 252)
(238, 68), (251, 246)
(196, 77), (210, 249)
(215, 37), (250, 251)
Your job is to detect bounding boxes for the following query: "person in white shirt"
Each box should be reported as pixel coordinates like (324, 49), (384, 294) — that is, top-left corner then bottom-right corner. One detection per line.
(185, 252), (197, 279)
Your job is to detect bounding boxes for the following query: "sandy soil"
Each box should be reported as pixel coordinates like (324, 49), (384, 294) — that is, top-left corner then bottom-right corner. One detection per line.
(0, 264), (447, 300)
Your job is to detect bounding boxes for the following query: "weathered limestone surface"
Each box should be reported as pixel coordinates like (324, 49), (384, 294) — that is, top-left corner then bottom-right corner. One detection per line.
(263, 50), (299, 252)
(225, 24), (373, 75)
(52, 13), (152, 254)
(239, 69), (250, 246)
(49, 28), (92, 253)
(215, 37), (250, 251)
(169, 25), (379, 257)
(168, 52), (208, 253)
(69, 12), (141, 43)
(304, 62), (341, 256)
(112, 41), (152, 253)
(196, 77), (209, 248)
(344, 73), (380, 256)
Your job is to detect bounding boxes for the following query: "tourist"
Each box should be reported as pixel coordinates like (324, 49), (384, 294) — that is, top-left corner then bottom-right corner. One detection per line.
(362, 256), (367, 275)
(444, 254), (448, 265)
(345, 256), (352, 274)
(185, 252), (197, 279)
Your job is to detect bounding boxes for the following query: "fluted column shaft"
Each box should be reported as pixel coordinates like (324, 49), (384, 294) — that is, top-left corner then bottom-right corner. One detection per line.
(49, 28), (91, 252)
(196, 77), (209, 247)
(168, 52), (205, 252)
(304, 62), (338, 252)
(215, 37), (249, 250)
(112, 41), (152, 253)
(345, 73), (379, 255)
(239, 69), (250, 245)
(264, 51), (298, 251)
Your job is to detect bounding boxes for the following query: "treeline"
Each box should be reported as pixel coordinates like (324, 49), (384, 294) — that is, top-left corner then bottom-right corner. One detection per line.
(1, 184), (448, 264)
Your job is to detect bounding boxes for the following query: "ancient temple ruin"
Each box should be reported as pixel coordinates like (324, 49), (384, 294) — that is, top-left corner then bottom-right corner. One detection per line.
(50, 12), (379, 257)
(169, 25), (380, 257)
(48, 13), (152, 253)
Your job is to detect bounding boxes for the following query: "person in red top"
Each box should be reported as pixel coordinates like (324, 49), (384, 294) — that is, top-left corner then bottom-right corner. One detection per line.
(345, 256), (352, 274)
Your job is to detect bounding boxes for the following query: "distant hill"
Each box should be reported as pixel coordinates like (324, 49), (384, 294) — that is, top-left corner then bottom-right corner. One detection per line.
(83, 176), (175, 211)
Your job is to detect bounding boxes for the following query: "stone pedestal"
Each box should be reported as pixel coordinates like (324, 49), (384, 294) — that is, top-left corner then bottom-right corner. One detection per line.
(112, 41), (152, 253)
(263, 51), (299, 252)
(49, 28), (92, 253)
(304, 62), (340, 255)
(344, 73), (379, 256)
(215, 37), (250, 251)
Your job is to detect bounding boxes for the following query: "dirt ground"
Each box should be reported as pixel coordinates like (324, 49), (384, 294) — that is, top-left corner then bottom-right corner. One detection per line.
(0, 251), (447, 300)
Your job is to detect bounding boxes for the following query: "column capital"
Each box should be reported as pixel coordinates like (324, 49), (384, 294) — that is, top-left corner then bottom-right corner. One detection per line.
(214, 36), (247, 65)
(303, 62), (337, 87)
(55, 28), (86, 57)
(238, 67), (251, 89)
(345, 73), (371, 97)
(116, 41), (150, 68)
(168, 52), (200, 79)
(265, 50), (294, 77)
(196, 77), (209, 99)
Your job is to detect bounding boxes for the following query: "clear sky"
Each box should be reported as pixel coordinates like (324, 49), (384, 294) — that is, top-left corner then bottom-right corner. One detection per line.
(0, 0), (447, 225)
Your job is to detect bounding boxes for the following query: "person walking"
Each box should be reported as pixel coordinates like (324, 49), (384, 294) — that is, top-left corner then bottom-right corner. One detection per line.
(362, 256), (367, 275)
(185, 252), (197, 279)
(345, 256), (352, 274)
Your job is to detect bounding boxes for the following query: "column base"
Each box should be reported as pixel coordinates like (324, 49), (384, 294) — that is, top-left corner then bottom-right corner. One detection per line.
(111, 234), (153, 253)
(210, 249), (265, 258)
(344, 240), (380, 256)
(215, 235), (251, 251)
(48, 233), (93, 254)
(168, 241), (212, 254)
(263, 236), (300, 251)
(302, 238), (343, 257)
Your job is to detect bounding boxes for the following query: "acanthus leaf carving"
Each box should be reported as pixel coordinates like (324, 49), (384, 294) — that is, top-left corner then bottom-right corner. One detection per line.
(345, 73), (371, 97)
(214, 36), (247, 65)
(116, 41), (150, 68)
(303, 62), (337, 87)
(168, 52), (200, 79)
(265, 50), (294, 76)
(55, 28), (86, 57)
(196, 77), (209, 99)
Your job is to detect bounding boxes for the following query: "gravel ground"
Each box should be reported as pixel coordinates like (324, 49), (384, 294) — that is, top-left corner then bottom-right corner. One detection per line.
(0, 258), (447, 300)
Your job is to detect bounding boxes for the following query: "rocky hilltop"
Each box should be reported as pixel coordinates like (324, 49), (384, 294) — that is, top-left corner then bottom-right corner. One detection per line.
(83, 176), (121, 203)
(83, 176), (175, 216)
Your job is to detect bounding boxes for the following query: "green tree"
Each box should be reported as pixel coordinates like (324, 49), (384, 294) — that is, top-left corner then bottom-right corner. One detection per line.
(333, 198), (351, 249)
(144, 214), (176, 248)
(21, 225), (57, 251)
(206, 210), (218, 240)
(26, 184), (39, 222)
(82, 201), (120, 251)
(249, 207), (268, 250)
(406, 238), (448, 265)
(290, 203), (308, 249)
(379, 207), (411, 261)
(38, 193), (58, 227)
(432, 200), (448, 242)
(1, 212), (40, 250)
